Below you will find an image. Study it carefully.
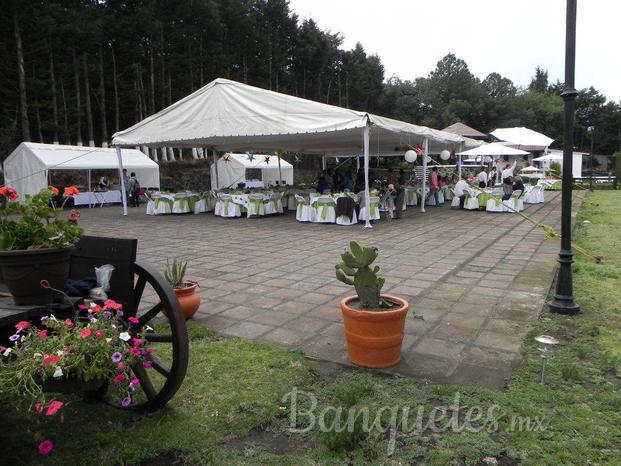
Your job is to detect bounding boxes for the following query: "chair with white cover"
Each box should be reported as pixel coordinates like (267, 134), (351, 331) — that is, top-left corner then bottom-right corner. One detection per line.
(463, 189), (480, 210)
(247, 193), (265, 217)
(442, 185), (454, 201)
(486, 196), (506, 213)
(524, 185), (544, 204)
(172, 193), (192, 214)
(152, 195), (173, 215)
(313, 196), (336, 223)
(335, 195), (358, 226)
(294, 194), (313, 222)
(405, 187), (418, 206)
(264, 192), (283, 215)
(216, 193), (241, 218)
(503, 190), (524, 212)
(358, 196), (381, 222)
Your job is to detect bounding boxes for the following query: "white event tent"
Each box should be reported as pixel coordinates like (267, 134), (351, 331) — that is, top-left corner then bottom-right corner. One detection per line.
(4, 142), (160, 199)
(210, 153), (293, 189)
(457, 142), (530, 159)
(490, 127), (554, 153)
(112, 78), (479, 223)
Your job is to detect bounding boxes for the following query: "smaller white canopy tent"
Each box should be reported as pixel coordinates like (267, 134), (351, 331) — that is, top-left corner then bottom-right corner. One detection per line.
(4, 142), (160, 198)
(457, 142), (530, 158)
(533, 150), (582, 177)
(521, 165), (541, 172)
(490, 127), (554, 152)
(210, 153), (293, 189)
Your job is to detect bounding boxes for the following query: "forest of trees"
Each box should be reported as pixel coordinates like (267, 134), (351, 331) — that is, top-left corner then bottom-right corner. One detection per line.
(1, 0), (620, 161)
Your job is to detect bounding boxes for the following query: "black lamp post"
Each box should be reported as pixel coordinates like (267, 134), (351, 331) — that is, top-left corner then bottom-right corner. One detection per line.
(587, 126), (594, 191)
(548, 0), (580, 315)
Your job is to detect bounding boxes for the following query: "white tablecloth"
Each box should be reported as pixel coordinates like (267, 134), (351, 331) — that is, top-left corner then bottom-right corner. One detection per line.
(73, 190), (122, 206)
(245, 180), (264, 188)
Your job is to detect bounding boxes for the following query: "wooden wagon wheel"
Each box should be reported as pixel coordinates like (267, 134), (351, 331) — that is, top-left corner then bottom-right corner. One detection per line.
(124, 261), (189, 411)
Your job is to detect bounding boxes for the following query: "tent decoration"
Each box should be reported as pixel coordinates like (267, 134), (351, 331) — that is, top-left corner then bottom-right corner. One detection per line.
(247, 153), (255, 162)
(210, 153), (293, 189)
(4, 142), (160, 199)
(112, 78), (480, 223)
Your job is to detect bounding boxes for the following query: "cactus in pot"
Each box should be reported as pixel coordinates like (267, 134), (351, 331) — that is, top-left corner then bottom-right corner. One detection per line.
(335, 241), (385, 309)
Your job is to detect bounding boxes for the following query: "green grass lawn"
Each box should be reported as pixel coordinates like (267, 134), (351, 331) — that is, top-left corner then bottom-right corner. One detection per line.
(2, 191), (621, 465)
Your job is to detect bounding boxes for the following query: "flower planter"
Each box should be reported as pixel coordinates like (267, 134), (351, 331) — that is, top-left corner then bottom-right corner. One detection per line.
(340, 294), (409, 368)
(42, 377), (106, 394)
(0, 247), (73, 305)
(174, 281), (201, 320)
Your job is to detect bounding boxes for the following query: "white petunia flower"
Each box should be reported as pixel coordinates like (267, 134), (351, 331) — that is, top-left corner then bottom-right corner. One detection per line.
(34, 352), (43, 358)
(119, 332), (131, 342)
(53, 366), (63, 378)
(105, 338), (112, 343)
(3, 348), (12, 356)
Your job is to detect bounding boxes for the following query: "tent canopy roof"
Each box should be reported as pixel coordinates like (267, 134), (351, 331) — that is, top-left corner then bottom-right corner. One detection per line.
(442, 122), (487, 139)
(490, 127), (554, 149)
(5, 142), (159, 170)
(112, 78), (472, 154)
(457, 142), (530, 157)
(225, 152), (293, 169)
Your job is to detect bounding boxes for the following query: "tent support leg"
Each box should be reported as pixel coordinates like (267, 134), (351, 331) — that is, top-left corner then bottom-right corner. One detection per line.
(115, 146), (128, 216)
(421, 138), (428, 213)
(458, 143), (463, 180)
(213, 150), (219, 190)
(363, 126), (372, 229)
(277, 152), (283, 186)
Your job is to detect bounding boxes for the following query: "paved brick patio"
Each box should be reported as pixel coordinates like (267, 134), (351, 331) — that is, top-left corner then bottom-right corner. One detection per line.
(77, 191), (583, 389)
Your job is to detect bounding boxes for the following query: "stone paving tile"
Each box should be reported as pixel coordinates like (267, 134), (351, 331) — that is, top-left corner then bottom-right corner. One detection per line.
(74, 191), (582, 389)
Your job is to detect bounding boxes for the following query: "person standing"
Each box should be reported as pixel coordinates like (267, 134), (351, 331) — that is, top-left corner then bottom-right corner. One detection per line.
(429, 166), (440, 206)
(454, 178), (469, 209)
(488, 167), (497, 187)
(127, 172), (140, 207)
(394, 169), (407, 219)
(477, 167), (488, 189)
(122, 168), (131, 203)
(501, 161), (517, 195)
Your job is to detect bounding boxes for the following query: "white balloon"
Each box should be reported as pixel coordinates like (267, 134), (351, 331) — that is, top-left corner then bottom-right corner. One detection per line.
(440, 150), (451, 161)
(404, 150), (417, 163)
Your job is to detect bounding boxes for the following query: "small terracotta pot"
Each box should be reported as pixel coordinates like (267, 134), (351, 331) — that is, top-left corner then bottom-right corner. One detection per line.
(340, 294), (409, 368)
(173, 282), (201, 320)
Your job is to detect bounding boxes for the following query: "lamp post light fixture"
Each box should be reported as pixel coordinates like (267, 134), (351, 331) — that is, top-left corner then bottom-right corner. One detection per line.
(548, 0), (581, 315)
(535, 335), (560, 384)
(587, 126), (595, 191)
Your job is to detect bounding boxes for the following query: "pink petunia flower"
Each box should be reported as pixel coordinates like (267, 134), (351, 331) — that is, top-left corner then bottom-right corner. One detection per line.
(128, 316), (140, 324)
(129, 348), (142, 356)
(80, 328), (92, 339)
(130, 377), (140, 386)
(64, 318), (74, 329)
(38, 330), (48, 341)
(132, 338), (143, 347)
(95, 330), (104, 340)
(46, 400), (64, 416)
(38, 439), (54, 455)
(15, 321), (30, 331)
(117, 362), (126, 371)
(113, 373), (126, 384)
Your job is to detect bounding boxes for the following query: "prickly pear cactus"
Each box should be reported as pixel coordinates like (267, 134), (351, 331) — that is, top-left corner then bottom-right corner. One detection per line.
(335, 241), (385, 309)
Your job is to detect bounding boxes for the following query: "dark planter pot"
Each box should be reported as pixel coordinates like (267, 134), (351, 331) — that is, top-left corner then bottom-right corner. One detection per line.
(0, 247), (73, 305)
(42, 377), (106, 394)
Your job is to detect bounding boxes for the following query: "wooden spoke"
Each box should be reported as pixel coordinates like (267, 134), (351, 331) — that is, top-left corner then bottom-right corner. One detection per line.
(132, 363), (157, 400)
(147, 355), (171, 378)
(138, 302), (164, 325)
(132, 276), (147, 313)
(144, 333), (173, 343)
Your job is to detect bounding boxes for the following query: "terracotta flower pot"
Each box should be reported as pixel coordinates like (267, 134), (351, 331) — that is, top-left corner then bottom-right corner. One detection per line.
(173, 282), (201, 320)
(340, 294), (409, 368)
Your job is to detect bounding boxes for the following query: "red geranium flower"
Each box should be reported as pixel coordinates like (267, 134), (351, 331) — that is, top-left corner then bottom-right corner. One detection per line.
(64, 186), (80, 196)
(80, 328), (92, 339)
(15, 321), (30, 331)
(103, 300), (122, 310)
(95, 330), (104, 340)
(38, 330), (48, 341)
(49, 186), (60, 196)
(0, 186), (19, 202)
(64, 319), (74, 329)
(113, 373), (126, 384)
(117, 362), (126, 371)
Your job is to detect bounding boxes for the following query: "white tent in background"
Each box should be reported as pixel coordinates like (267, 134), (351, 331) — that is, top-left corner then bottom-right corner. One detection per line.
(457, 142), (530, 158)
(533, 150), (583, 178)
(4, 142), (160, 199)
(490, 127), (554, 152)
(210, 153), (293, 189)
(112, 78), (477, 223)
(521, 165), (541, 172)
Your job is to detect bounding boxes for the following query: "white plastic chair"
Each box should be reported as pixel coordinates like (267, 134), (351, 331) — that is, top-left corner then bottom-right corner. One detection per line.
(463, 190), (480, 210)
(405, 188), (418, 206)
(152, 195), (173, 215)
(313, 196), (336, 223)
(450, 188), (461, 208)
(524, 185), (544, 204)
(247, 193), (265, 217)
(295, 194), (314, 222)
(486, 197), (506, 213)
(359, 196), (381, 222)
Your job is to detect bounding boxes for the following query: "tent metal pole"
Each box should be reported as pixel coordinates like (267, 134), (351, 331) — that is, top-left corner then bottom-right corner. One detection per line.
(363, 126), (372, 229)
(277, 152), (283, 185)
(213, 151), (220, 190)
(87, 170), (91, 192)
(322, 155), (326, 171)
(115, 146), (128, 216)
(421, 138), (428, 213)
(458, 142), (463, 180)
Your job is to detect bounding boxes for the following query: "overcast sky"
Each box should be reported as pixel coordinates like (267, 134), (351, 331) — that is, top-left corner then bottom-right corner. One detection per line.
(288, 0), (621, 103)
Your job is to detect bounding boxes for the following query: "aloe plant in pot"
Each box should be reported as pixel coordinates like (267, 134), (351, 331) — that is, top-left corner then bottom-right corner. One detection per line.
(335, 241), (409, 368)
(164, 259), (200, 320)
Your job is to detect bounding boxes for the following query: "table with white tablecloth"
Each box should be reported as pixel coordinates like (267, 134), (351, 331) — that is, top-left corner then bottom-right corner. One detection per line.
(73, 190), (122, 207)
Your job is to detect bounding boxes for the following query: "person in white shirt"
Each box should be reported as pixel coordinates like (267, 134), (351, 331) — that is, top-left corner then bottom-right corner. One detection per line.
(488, 167), (497, 187)
(501, 161), (518, 195)
(454, 178), (469, 209)
(477, 168), (488, 188)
